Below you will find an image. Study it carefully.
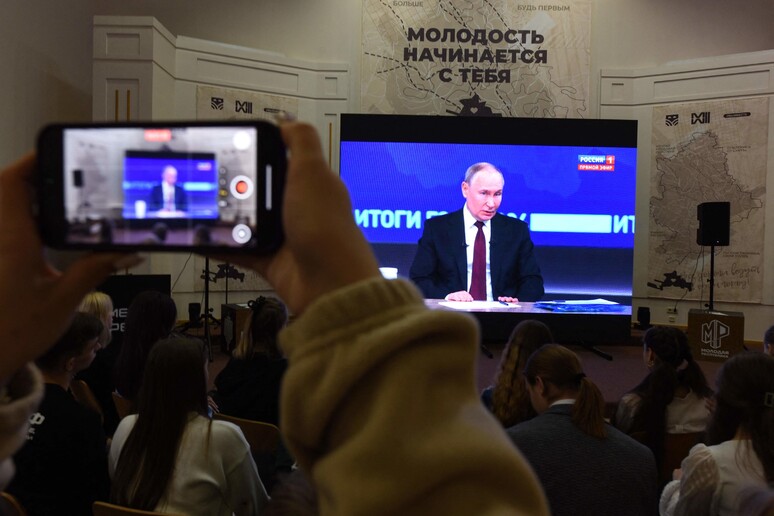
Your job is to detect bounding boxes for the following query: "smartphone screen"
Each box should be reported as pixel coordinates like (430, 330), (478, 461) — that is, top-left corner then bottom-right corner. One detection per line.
(38, 122), (284, 252)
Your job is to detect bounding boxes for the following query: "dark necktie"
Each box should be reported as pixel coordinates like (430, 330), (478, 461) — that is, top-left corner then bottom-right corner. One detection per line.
(469, 221), (486, 300)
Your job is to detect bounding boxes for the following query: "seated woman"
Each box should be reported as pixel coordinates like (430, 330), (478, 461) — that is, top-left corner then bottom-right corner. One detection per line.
(738, 485), (774, 516)
(211, 296), (288, 426)
(7, 313), (109, 516)
(614, 326), (712, 472)
(109, 336), (268, 515)
(113, 290), (177, 402)
(660, 352), (774, 516)
(76, 291), (122, 435)
(508, 344), (658, 516)
(480, 319), (554, 427)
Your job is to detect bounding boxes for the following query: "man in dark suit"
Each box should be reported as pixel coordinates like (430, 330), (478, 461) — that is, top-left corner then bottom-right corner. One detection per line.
(409, 162), (544, 301)
(149, 165), (188, 213)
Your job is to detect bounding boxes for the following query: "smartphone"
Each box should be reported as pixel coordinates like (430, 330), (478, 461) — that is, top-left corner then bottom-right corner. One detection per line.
(35, 120), (285, 253)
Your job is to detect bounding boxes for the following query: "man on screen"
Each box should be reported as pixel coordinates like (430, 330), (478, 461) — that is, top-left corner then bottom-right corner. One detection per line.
(409, 162), (544, 302)
(149, 165), (188, 213)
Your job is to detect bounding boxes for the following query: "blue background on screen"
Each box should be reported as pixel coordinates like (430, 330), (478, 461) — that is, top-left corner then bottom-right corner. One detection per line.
(340, 141), (637, 248)
(122, 155), (219, 218)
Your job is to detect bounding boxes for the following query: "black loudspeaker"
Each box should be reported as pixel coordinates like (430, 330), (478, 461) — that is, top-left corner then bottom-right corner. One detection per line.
(188, 302), (202, 328)
(697, 202), (730, 246)
(636, 307), (651, 330)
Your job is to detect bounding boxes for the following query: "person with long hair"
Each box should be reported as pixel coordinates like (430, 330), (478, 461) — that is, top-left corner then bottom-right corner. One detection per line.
(615, 326), (712, 471)
(660, 352), (774, 516)
(481, 319), (553, 427)
(76, 291), (122, 435)
(109, 336), (268, 515)
(113, 290), (177, 402)
(508, 344), (658, 516)
(211, 296), (288, 425)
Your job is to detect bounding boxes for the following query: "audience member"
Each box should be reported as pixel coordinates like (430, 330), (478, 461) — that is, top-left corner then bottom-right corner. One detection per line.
(0, 155), (138, 489)
(264, 470), (318, 516)
(212, 296), (288, 426)
(660, 352), (774, 516)
(110, 336), (268, 515)
(220, 121), (550, 514)
(763, 325), (774, 356)
(76, 291), (122, 435)
(113, 290), (177, 402)
(0, 122), (551, 515)
(508, 344), (658, 516)
(481, 319), (553, 426)
(738, 485), (774, 516)
(7, 313), (110, 515)
(614, 326), (712, 472)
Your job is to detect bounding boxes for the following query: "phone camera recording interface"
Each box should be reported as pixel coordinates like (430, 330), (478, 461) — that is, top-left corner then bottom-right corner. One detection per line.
(48, 123), (283, 252)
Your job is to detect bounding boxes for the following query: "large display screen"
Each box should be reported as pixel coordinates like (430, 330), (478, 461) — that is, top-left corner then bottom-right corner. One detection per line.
(340, 114), (638, 301)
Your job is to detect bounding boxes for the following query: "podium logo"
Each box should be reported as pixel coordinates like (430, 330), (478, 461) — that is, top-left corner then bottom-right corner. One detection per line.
(701, 319), (729, 349)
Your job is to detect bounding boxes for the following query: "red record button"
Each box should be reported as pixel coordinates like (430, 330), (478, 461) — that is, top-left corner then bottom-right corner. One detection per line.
(229, 175), (254, 200)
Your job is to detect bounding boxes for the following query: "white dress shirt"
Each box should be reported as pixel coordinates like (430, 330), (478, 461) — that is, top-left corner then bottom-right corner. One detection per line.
(162, 182), (175, 210)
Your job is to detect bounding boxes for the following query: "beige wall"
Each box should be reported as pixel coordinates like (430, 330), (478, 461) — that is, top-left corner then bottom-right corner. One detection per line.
(3, 0), (773, 164)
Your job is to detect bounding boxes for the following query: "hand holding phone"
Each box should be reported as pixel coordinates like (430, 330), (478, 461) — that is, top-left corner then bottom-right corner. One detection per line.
(217, 122), (381, 316)
(35, 121), (286, 253)
(0, 154), (142, 384)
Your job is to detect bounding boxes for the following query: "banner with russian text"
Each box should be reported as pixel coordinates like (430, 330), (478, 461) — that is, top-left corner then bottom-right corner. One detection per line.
(361, 0), (591, 117)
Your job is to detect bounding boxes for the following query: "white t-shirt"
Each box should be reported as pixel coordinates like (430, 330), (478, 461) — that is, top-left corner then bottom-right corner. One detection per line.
(110, 414), (268, 516)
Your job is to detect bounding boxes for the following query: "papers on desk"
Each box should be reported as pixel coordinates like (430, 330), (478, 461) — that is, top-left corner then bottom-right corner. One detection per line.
(439, 301), (521, 310)
(533, 298), (627, 313)
(539, 298), (618, 305)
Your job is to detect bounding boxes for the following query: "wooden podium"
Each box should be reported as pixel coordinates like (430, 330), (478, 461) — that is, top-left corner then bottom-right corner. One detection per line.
(687, 309), (745, 363)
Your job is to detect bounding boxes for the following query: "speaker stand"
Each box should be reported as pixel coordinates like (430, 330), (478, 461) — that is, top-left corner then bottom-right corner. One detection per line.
(707, 244), (716, 312)
(193, 257), (220, 362)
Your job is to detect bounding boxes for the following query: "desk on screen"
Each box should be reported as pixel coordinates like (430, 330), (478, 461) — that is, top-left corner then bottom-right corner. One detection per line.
(424, 299), (632, 345)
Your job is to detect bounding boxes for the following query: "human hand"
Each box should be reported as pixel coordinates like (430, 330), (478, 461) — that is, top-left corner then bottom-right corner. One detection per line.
(498, 296), (519, 303)
(219, 122), (380, 315)
(207, 395), (219, 414)
(445, 291), (474, 302)
(0, 155), (143, 385)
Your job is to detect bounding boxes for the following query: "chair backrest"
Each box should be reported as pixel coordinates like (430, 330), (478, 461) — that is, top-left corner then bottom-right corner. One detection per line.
(111, 391), (134, 421)
(71, 380), (104, 423)
(628, 430), (703, 485)
(213, 413), (282, 492)
(212, 413), (281, 453)
(92, 501), (184, 516)
(0, 491), (27, 516)
(661, 431), (703, 484)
